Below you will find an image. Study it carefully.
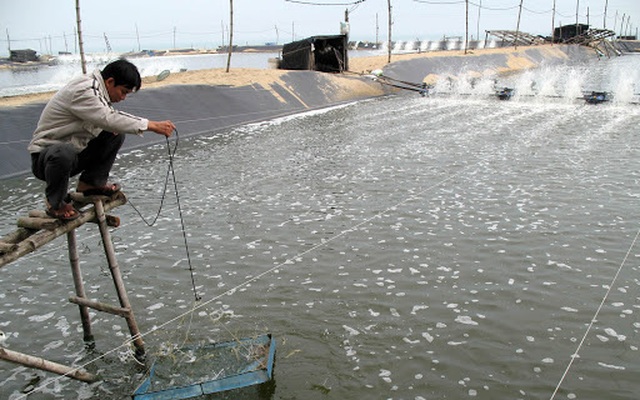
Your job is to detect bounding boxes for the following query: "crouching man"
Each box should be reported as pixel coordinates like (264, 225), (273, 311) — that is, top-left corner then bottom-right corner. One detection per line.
(28, 58), (176, 220)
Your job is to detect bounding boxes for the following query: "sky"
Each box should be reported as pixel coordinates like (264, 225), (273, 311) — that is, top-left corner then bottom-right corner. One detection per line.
(1, 0), (638, 56)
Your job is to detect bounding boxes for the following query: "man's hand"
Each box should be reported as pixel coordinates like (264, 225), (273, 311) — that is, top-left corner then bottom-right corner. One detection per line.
(148, 120), (176, 137)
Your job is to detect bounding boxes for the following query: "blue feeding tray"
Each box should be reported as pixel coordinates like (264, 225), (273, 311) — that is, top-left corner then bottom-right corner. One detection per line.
(132, 334), (276, 400)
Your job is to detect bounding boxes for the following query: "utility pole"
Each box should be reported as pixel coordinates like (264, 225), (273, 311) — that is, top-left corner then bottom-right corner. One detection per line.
(221, 20), (225, 47)
(465, 0), (469, 54)
(75, 0), (86, 74)
(5, 28), (10, 55)
(342, 7), (350, 58)
(551, 0), (556, 44)
(376, 13), (379, 48)
(603, 0), (608, 29)
(343, 8), (349, 40)
(514, 0), (523, 49)
(135, 23), (141, 51)
(275, 25), (279, 44)
(476, 0), (482, 45)
(173, 27), (176, 49)
(226, 0), (233, 73)
(387, 0), (392, 64)
(103, 33), (112, 53)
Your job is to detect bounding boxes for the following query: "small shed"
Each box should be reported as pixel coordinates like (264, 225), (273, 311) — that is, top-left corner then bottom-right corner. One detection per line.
(553, 24), (590, 43)
(279, 35), (348, 73)
(10, 49), (39, 63)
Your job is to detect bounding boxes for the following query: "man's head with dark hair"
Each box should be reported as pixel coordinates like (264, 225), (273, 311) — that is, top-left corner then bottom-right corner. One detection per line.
(101, 59), (142, 103)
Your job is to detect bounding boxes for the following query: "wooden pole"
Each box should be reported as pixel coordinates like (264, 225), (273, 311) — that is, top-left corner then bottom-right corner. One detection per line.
(376, 13), (379, 48)
(135, 23), (141, 52)
(465, 0), (469, 54)
(551, 0), (556, 44)
(515, 0), (524, 49)
(476, 0), (482, 46)
(226, 0), (233, 73)
(0, 347), (96, 383)
(0, 241), (17, 253)
(75, 0), (87, 74)
(221, 20), (225, 47)
(387, 0), (392, 64)
(93, 200), (145, 359)
(67, 230), (94, 344)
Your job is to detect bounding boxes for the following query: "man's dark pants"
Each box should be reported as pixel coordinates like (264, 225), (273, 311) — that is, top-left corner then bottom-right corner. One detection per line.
(31, 131), (125, 209)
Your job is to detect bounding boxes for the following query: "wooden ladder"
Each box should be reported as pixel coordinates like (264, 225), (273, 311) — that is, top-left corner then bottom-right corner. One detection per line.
(0, 191), (145, 382)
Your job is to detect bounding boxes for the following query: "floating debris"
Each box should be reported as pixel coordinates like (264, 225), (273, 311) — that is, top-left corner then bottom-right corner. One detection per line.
(495, 87), (515, 100)
(583, 91), (611, 104)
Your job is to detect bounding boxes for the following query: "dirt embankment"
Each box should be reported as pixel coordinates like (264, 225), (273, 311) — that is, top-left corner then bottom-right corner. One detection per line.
(0, 45), (569, 108)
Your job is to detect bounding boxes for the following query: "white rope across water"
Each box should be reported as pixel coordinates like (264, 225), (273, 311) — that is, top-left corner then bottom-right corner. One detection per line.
(549, 227), (640, 400)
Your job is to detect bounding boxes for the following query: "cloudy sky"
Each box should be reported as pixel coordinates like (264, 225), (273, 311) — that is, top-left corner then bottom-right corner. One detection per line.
(1, 0), (638, 55)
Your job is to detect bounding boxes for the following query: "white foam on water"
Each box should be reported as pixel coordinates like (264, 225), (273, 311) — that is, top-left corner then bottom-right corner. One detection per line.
(28, 312), (55, 323)
(598, 362), (626, 370)
(604, 327), (626, 341)
(455, 315), (478, 326)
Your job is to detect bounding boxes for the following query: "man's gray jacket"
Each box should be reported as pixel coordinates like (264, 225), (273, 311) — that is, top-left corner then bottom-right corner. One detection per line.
(28, 69), (148, 154)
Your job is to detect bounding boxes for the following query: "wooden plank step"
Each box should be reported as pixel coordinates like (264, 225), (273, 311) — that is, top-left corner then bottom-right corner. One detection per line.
(69, 296), (132, 318)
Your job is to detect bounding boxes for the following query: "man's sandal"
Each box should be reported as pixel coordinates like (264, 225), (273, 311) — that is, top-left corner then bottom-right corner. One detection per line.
(46, 203), (81, 221)
(79, 182), (121, 197)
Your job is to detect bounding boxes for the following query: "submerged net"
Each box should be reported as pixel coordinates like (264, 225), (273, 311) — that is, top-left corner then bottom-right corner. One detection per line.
(146, 335), (272, 393)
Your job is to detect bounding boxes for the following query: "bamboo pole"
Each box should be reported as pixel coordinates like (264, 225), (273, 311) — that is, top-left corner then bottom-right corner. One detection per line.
(465, 0), (469, 54)
(0, 228), (33, 248)
(75, 0), (87, 74)
(0, 241), (17, 253)
(17, 216), (59, 231)
(551, 0), (556, 44)
(69, 296), (131, 317)
(67, 230), (94, 344)
(226, 0), (233, 73)
(387, 0), (392, 64)
(0, 347), (96, 383)
(476, 0), (482, 46)
(515, 0), (524, 49)
(93, 200), (145, 359)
